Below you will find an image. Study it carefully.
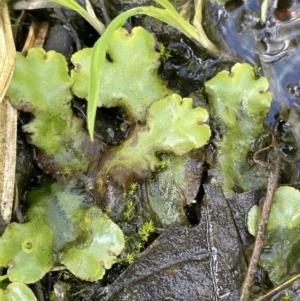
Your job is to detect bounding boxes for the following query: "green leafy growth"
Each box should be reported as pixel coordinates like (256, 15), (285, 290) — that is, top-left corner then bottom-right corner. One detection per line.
(247, 186), (300, 284)
(0, 282), (37, 301)
(118, 200), (156, 263)
(95, 93), (210, 201)
(205, 63), (272, 197)
(87, 0), (220, 139)
(158, 42), (172, 61)
(71, 27), (171, 123)
(0, 180), (124, 283)
(123, 200), (136, 221)
(125, 253), (136, 264)
(5, 48), (101, 174)
(139, 221), (155, 242)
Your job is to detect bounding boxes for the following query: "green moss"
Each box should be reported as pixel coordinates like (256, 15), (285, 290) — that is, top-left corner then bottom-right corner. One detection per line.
(139, 220), (155, 241)
(205, 63), (272, 197)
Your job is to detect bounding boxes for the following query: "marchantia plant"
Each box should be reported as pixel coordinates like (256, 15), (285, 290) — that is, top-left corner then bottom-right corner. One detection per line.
(71, 27), (172, 123)
(0, 180), (125, 283)
(1, 9), (278, 298)
(1, 25), (211, 287)
(5, 48), (102, 174)
(205, 63), (272, 197)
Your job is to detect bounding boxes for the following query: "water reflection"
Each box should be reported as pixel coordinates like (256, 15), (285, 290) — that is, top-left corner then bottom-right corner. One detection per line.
(203, 0), (300, 181)
(204, 0), (300, 111)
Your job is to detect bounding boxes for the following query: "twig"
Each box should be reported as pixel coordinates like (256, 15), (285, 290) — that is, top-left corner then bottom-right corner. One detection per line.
(252, 134), (274, 168)
(0, 100), (17, 236)
(0, 1), (16, 102)
(240, 134), (280, 301)
(255, 273), (300, 301)
(21, 19), (50, 55)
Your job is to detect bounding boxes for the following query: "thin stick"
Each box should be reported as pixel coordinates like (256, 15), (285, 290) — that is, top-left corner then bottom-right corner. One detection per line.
(0, 1), (16, 102)
(240, 135), (280, 301)
(255, 273), (300, 301)
(0, 100), (17, 236)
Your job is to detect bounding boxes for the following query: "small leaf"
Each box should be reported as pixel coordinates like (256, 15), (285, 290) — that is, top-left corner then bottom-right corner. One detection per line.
(61, 207), (125, 281)
(71, 48), (93, 99)
(146, 94), (210, 155)
(247, 205), (260, 236)
(142, 151), (204, 228)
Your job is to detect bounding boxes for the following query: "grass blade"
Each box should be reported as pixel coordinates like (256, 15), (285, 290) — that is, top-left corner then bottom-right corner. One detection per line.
(88, 4), (212, 139)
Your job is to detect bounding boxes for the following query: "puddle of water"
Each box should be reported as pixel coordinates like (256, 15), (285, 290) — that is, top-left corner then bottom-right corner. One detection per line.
(204, 0), (300, 120)
(203, 0), (300, 181)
